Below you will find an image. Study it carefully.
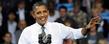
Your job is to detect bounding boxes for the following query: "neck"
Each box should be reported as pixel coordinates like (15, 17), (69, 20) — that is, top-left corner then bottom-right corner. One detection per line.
(38, 23), (45, 27)
(8, 20), (14, 22)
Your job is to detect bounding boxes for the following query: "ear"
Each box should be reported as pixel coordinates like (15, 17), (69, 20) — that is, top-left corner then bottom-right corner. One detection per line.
(47, 10), (50, 15)
(31, 11), (36, 19)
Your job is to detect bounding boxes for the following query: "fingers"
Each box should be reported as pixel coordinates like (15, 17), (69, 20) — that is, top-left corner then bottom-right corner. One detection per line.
(88, 16), (100, 28)
(90, 16), (100, 24)
(92, 16), (100, 22)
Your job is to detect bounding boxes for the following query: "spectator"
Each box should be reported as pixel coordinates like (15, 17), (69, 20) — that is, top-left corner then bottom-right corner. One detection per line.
(47, 0), (60, 22)
(55, 6), (69, 24)
(16, 0), (33, 26)
(86, 4), (104, 44)
(91, 2), (104, 33)
(2, 10), (17, 44)
(68, 3), (88, 28)
(0, 32), (12, 44)
(57, 0), (73, 12)
(15, 20), (27, 44)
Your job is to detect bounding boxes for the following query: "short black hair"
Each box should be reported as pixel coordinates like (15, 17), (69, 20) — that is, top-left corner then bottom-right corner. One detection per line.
(3, 32), (12, 37)
(8, 9), (16, 15)
(32, 2), (47, 11)
(58, 6), (67, 11)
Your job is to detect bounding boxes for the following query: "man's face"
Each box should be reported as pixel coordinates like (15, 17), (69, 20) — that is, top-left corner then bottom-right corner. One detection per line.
(3, 33), (12, 43)
(8, 13), (16, 21)
(18, 2), (25, 9)
(32, 5), (49, 25)
(59, 8), (67, 17)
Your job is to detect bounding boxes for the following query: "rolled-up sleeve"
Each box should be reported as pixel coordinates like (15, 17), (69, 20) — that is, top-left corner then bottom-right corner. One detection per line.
(70, 28), (84, 39)
(59, 23), (84, 40)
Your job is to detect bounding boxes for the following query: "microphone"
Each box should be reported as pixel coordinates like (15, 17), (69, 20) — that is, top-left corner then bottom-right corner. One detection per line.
(38, 34), (52, 44)
(38, 34), (43, 44)
(43, 34), (52, 43)
(47, 34), (51, 43)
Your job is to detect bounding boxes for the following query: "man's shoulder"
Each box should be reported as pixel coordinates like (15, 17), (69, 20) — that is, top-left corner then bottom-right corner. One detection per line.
(23, 23), (36, 32)
(48, 22), (64, 26)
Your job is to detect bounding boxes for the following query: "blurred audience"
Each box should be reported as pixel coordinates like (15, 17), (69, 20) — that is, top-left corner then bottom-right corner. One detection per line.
(57, 0), (73, 12)
(0, 32), (12, 44)
(68, 3), (88, 28)
(2, 10), (17, 44)
(15, 20), (27, 44)
(16, 0), (33, 26)
(47, 0), (60, 22)
(55, 6), (69, 24)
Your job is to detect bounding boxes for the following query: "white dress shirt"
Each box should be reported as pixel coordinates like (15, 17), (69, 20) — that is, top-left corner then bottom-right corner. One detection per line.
(18, 22), (83, 44)
(18, 9), (25, 20)
(8, 21), (17, 44)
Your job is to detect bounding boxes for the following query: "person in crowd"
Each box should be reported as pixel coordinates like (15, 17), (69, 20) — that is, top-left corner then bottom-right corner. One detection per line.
(2, 10), (17, 44)
(0, 32), (12, 44)
(68, 3), (88, 28)
(15, 20), (27, 44)
(55, 6), (69, 24)
(47, 0), (60, 22)
(16, 0), (33, 26)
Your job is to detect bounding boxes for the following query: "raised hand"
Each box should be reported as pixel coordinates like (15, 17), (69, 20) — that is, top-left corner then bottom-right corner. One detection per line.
(81, 16), (100, 35)
(86, 16), (100, 29)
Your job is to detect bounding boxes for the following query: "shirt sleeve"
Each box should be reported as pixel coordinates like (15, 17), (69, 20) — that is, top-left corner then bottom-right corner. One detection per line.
(70, 28), (84, 39)
(60, 23), (84, 40)
(18, 28), (29, 44)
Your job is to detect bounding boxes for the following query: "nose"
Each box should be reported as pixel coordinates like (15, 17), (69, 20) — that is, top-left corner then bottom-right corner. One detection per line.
(41, 14), (44, 16)
(40, 12), (44, 17)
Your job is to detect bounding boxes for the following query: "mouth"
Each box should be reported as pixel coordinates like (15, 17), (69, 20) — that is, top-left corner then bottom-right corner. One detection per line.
(41, 18), (46, 21)
(39, 17), (47, 22)
(39, 18), (47, 26)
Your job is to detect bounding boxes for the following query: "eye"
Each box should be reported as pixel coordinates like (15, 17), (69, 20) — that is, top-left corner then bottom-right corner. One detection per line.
(36, 11), (41, 14)
(43, 10), (47, 13)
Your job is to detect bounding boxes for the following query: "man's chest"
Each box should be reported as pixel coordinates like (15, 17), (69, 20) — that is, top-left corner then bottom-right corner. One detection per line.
(28, 28), (64, 44)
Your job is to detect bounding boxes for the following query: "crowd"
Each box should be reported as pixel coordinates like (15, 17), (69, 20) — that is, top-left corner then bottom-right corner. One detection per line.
(0, 0), (109, 44)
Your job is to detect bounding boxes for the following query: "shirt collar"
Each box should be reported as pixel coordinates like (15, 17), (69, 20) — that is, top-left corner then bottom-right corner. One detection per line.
(35, 21), (48, 29)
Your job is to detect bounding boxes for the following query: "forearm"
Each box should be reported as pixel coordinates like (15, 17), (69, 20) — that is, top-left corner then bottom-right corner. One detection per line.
(63, 39), (73, 44)
(81, 27), (90, 36)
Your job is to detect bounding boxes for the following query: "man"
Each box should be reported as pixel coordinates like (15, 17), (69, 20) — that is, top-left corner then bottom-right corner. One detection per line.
(16, 0), (34, 26)
(15, 20), (27, 44)
(18, 2), (99, 44)
(55, 6), (68, 24)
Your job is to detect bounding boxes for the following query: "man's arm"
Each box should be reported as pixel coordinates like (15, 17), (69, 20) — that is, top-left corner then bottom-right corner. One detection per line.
(59, 16), (99, 40)
(63, 39), (73, 44)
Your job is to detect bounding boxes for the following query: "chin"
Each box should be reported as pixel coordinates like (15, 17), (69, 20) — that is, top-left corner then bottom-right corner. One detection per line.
(39, 22), (46, 26)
